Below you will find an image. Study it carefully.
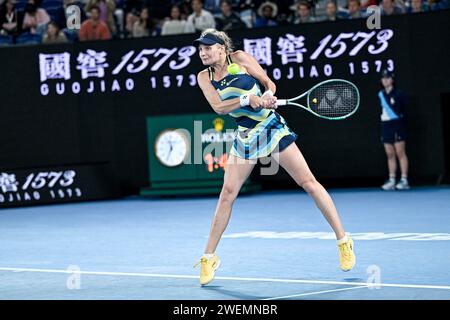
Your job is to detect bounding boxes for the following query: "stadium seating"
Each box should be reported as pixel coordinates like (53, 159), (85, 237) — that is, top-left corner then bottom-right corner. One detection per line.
(15, 32), (42, 44)
(0, 34), (14, 46)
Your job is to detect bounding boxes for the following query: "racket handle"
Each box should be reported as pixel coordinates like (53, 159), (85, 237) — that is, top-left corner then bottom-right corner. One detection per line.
(276, 99), (287, 106)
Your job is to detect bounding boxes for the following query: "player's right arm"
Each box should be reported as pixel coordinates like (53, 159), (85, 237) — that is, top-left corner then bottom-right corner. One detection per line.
(197, 70), (267, 115)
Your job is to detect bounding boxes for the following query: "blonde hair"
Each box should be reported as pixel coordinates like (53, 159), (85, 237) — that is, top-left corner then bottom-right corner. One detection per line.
(201, 28), (234, 53)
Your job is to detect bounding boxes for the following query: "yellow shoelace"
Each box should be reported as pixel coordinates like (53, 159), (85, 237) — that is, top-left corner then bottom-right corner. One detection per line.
(339, 243), (353, 260)
(193, 257), (208, 268)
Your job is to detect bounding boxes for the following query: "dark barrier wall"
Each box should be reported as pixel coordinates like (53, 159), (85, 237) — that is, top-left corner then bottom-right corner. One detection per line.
(1, 11), (449, 199)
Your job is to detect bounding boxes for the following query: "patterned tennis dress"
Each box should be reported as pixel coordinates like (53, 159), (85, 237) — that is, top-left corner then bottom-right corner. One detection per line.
(208, 57), (297, 160)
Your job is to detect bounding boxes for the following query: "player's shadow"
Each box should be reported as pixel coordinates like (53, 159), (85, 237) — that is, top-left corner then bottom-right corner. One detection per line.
(202, 286), (266, 300)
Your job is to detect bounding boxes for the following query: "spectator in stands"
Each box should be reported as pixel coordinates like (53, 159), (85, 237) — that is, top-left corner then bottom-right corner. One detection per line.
(396, 0), (408, 11)
(347, 0), (365, 19)
(323, 0), (340, 21)
(178, 0), (193, 20)
(254, 1), (278, 27)
(215, 0), (246, 31)
(79, 5), (111, 41)
(112, 0), (125, 37)
(0, 0), (21, 36)
(204, 0), (223, 16)
(161, 5), (189, 35)
(42, 20), (68, 43)
(237, 0), (265, 11)
(381, 0), (405, 15)
(428, 0), (449, 10)
(123, 0), (144, 37)
(378, 69), (410, 191)
(185, 0), (216, 33)
(236, 0), (258, 28)
(294, 1), (316, 23)
(22, 0), (50, 35)
(41, 0), (66, 29)
(407, 0), (429, 12)
(131, 7), (152, 37)
(85, 0), (116, 36)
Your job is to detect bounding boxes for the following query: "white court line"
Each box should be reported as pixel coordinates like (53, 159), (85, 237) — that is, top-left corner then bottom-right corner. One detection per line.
(263, 285), (369, 300)
(1, 267), (450, 291)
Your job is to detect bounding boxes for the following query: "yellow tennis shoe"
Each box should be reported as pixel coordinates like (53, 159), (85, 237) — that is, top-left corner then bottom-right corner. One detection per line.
(194, 254), (221, 286)
(337, 234), (356, 272)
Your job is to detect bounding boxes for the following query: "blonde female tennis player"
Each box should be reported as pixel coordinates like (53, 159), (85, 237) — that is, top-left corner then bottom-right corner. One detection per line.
(193, 29), (356, 285)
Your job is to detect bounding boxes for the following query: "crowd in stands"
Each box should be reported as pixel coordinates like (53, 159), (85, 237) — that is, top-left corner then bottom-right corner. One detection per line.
(0, 0), (449, 45)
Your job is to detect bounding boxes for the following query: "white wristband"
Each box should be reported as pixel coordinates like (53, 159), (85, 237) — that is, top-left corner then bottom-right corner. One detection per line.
(240, 94), (250, 107)
(261, 90), (274, 98)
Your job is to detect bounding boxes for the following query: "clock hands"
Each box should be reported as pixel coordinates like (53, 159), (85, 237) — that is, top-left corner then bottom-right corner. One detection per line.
(166, 140), (173, 162)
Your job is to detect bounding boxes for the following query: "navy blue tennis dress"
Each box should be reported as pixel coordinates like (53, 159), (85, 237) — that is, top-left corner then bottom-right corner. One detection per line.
(208, 56), (297, 160)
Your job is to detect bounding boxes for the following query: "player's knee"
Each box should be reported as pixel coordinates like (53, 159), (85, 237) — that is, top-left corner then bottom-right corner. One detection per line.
(220, 184), (239, 202)
(299, 177), (318, 194)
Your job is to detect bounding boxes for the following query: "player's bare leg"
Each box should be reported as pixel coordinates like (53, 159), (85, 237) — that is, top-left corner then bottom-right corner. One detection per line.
(273, 142), (355, 271)
(195, 155), (255, 285)
(204, 155), (256, 254)
(273, 143), (345, 239)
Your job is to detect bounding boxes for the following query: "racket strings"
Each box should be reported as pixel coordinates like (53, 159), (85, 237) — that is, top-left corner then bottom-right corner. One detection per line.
(308, 82), (359, 118)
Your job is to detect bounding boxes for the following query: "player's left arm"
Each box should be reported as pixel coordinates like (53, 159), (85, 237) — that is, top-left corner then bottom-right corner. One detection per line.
(231, 50), (276, 95)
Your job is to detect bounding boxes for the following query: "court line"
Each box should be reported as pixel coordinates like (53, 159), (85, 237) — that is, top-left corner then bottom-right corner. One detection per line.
(1, 267), (450, 291)
(262, 285), (369, 300)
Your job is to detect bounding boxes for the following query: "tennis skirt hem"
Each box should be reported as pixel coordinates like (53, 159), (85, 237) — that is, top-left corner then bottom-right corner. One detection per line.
(229, 132), (298, 160)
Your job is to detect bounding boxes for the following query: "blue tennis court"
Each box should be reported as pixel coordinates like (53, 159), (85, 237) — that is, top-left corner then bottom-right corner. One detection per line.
(1, 186), (450, 300)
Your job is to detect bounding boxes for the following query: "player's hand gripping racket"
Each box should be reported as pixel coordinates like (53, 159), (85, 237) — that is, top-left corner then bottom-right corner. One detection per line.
(276, 79), (360, 120)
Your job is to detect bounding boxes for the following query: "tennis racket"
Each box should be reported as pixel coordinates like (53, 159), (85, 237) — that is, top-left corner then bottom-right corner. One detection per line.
(276, 79), (360, 120)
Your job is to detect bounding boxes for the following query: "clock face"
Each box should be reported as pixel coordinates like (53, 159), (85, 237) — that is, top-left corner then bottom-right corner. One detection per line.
(155, 130), (189, 167)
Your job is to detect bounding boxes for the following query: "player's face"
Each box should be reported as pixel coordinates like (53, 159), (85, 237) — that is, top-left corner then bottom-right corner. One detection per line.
(198, 44), (223, 65)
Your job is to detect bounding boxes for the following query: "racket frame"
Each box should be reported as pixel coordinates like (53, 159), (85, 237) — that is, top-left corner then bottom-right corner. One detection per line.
(276, 79), (360, 120)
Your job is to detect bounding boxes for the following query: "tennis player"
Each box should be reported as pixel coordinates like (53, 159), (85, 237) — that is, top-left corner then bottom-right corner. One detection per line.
(193, 29), (356, 285)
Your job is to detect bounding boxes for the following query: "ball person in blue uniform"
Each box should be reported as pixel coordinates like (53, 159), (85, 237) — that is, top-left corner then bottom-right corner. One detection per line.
(378, 70), (410, 190)
(193, 29), (356, 285)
